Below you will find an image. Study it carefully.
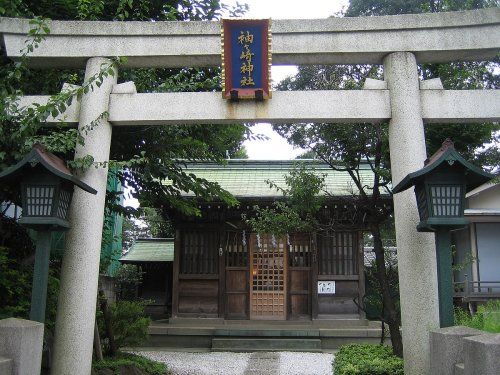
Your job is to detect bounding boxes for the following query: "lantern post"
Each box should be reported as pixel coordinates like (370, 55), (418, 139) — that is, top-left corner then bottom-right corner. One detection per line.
(393, 139), (493, 327)
(0, 144), (97, 323)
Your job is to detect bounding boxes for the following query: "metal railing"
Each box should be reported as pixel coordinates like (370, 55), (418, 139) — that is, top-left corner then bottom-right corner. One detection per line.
(453, 275), (500, 302)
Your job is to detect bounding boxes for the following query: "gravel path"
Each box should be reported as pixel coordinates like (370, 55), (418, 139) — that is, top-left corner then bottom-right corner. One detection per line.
(134, 350), (334, 375)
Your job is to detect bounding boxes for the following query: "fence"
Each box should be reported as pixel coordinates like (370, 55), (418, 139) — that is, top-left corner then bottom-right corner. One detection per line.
(453, 276), (500, 302)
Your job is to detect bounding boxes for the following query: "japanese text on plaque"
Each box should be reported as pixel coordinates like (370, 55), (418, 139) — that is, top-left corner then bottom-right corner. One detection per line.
(238, 30), (255, 87)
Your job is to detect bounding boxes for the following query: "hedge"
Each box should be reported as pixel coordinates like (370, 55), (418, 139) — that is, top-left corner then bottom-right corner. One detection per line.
(334, 344), (404, 375)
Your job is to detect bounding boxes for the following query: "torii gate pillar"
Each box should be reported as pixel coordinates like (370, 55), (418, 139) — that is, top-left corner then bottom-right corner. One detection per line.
(384, 51), (440, 374)
(51, 57), (117, 375)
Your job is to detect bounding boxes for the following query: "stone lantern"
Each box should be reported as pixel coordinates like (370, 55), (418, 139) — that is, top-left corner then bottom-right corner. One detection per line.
(0, 144), (97, 322)
(393, 139), (493, 326)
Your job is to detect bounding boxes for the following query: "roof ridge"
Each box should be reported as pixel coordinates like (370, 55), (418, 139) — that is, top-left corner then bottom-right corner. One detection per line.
(183, 159), (373, 170)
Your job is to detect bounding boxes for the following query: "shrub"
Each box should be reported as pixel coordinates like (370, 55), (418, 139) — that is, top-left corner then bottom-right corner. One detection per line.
(0, 246), (60, 331)
(93, 352), (169, 375)
(114, 264), (143, 301)
(334, 344), (404, 375)
(455, 300), (500, 333)
(0, 246), (32, 319)
(97, 299), (151, 355)
(111, 300), (151, 348)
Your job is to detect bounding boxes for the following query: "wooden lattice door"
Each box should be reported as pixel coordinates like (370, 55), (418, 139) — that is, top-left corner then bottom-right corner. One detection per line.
(250, 234), (287, 320)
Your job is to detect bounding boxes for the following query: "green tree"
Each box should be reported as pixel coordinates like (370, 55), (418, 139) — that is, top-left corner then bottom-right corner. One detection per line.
(272, 0), (499, 356)
(273, 113), (402, 355)
(122, 216), (149, 251)
(122, 207), (174, 251)
(232, 145), (249, 159)
(244, 163), (325, 236)
(346, 0), (500, 164)
(346, 0), (425, 16)
(0, 0), (249, 339)
(244, 161), (402, 353)
(347, 0), (499, 16)
(0, 1), (250, 220)
(295, 150), (316, 159)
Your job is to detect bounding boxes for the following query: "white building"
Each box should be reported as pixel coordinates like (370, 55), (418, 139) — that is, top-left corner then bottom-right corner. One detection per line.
(452, 182), (500, 303)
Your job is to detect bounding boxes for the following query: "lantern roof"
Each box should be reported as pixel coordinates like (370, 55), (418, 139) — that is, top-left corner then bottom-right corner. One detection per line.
(393, 139), (494, 194)
(0, 144), (97, 194)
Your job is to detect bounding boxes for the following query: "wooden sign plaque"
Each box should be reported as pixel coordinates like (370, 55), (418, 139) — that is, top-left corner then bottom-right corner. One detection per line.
(221, 19), (272, 100)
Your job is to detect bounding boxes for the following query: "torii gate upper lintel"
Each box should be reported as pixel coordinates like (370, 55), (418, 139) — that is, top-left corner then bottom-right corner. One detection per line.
(1, 8), (499, 375)
(1, 7), (499, 67)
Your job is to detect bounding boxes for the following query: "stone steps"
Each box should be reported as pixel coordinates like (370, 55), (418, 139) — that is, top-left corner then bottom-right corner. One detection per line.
(211, 338), (322, 352)
(214, 328), (319, 337)
(149, 328), (381, 338)
(145, 318), (383, 350)
(167, 317), (372, 328)
(146, 328), (382, 350)
(167, 317), (224, 326)
(149, 325), (382, 338)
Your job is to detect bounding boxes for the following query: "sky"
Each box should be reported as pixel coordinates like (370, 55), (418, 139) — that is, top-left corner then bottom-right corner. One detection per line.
(222, 0), (350, 159)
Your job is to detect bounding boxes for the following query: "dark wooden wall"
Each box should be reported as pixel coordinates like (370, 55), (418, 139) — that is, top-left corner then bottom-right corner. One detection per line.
(172, 227), (365, 320)
(174, 229), (221, 317)
(314, 231), (364, 316)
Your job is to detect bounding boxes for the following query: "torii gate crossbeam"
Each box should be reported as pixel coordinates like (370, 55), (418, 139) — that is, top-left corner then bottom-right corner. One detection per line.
(18, 89), (500, 125)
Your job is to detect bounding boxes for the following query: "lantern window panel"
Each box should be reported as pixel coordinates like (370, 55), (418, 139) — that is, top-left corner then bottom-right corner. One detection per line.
(429, 184), (463, 217)
(25, 185), (55, 217)
(57, 188), (71, 219)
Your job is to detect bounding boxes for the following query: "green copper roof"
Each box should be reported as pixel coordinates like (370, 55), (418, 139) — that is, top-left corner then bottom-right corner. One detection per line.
(120, 238), (174, 263)
(169, 160), (375, 198)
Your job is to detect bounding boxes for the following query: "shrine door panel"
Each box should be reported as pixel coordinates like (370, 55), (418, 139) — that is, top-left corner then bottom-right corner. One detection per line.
(225, 231), (249, 319)
(250, 234), (287, 320)
(288, 233), (312, 319)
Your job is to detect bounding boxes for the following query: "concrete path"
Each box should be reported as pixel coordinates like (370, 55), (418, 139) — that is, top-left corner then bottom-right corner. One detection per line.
(134, 350), (334, 375)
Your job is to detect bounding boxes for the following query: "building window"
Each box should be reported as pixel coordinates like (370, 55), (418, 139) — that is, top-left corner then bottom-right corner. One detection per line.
(225, 231), (248, 267)
(317, 231), (358, 275)
(289, 233), (311, 267)
(180, 230), (219, 274)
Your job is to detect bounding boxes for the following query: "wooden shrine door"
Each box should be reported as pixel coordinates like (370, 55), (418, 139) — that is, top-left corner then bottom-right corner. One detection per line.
(250, 234), (287, 320)
(224, 231), (249, 319)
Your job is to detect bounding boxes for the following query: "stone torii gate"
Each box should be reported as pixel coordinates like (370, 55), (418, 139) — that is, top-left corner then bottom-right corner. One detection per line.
(1, 8), (500, 374)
